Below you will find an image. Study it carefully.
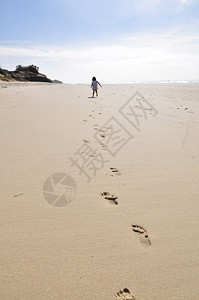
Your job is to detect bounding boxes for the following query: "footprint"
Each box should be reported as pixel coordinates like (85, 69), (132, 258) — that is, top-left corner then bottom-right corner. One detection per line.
(82, 139), (90, 143)
(116, 288), (136, 300)
(13, 193), (23, 198)
(101, 144), (107, 151)
(182, 125), (199, 161)
(110, 167), (121, 176)
(101, 192), (118, 205)
(93, 124), (99, 130)
(131, 225), (151, 248)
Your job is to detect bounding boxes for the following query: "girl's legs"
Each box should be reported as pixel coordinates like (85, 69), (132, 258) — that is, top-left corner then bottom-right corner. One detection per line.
(92, 89), (98, 97)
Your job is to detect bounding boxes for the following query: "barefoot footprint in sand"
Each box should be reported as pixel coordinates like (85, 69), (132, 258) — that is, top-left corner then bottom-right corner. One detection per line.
(82, 139), (90, 143)
(132, 225), (151, 248)
(101, 192), (118, 205)
(110, 167), (121, 176)
(116, 288), (136, 300)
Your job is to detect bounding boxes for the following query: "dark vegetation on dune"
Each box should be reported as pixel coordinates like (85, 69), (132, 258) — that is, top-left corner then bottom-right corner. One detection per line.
(0, 65), (62, 83)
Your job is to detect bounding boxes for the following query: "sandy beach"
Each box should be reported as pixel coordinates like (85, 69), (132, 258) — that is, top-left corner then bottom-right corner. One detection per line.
(0, 82), (199, 300)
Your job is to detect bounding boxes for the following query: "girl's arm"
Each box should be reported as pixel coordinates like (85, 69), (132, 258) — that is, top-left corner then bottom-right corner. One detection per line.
(90, 82), (93, 88)
(97, 81), (102, 87)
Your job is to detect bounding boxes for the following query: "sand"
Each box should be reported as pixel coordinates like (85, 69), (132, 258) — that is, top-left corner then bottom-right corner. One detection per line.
(0, 82), (199, 300)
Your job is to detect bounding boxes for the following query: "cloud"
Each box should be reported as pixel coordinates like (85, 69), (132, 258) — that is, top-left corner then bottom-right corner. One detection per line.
(0, 27), (199, 83)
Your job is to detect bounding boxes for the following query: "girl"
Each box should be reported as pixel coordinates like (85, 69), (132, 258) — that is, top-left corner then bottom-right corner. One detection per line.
(90, 77), (102, 97)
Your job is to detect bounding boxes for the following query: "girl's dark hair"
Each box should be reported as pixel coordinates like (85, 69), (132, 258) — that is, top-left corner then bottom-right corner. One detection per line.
(92, 77), (96, 81)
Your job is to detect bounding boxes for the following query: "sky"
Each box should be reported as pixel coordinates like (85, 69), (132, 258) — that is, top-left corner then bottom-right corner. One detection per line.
(0, 0), (199, 83)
